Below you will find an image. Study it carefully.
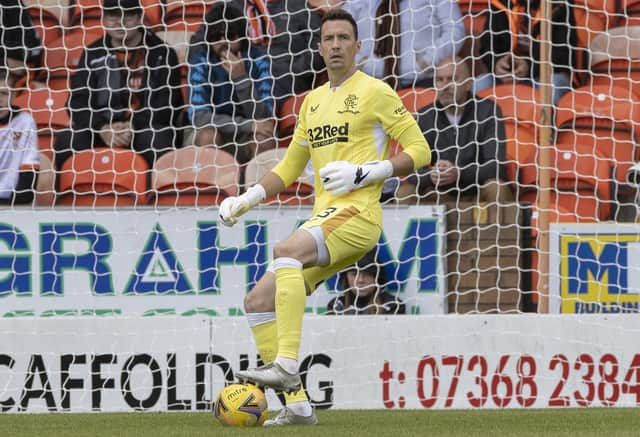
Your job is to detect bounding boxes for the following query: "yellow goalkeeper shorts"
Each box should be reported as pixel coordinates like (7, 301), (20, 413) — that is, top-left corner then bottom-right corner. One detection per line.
(300, 205), (381, 293)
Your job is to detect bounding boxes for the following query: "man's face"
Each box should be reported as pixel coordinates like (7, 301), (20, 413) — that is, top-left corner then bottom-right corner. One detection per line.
(346, 270), (378, 297)
(210, 37), (243, 59)
(0, 78), (13, 119)
(103, 10), (142, 45)
(435, 61), (471, 108)
(318, 19), (360, 73)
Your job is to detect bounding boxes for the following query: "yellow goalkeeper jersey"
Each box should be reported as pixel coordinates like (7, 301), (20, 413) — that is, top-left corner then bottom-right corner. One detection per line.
(272, 70), (430, 222)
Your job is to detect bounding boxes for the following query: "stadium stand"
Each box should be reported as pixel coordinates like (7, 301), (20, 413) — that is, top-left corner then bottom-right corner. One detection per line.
(23, 0), (68, 47)
(57, 147), (149, 206)
(150, 146), (240, 206)
(164, 0), (213, 31)
(555, 84), (640, 194)
(589, 26), (640, 97)
(244, 148), (314, 205)
(476, 83), (540, 187)
(14, 87), (69, 161)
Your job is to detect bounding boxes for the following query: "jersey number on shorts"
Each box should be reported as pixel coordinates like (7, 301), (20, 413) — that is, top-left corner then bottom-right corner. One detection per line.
(315, 207), (337, 219)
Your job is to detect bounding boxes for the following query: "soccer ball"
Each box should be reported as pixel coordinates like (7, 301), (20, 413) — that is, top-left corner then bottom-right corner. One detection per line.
(214, 383), (268, 427)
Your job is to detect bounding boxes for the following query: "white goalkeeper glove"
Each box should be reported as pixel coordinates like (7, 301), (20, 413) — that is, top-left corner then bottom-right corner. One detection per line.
(319, 160), (394, 197)
(218, 184), (266, 227)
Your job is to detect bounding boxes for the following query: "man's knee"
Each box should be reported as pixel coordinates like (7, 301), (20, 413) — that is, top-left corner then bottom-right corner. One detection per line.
(273, 238), (309, 261)
(244, 292), (259, 313)
(244, 288), (273, 313)
(273, 241), (292, 260)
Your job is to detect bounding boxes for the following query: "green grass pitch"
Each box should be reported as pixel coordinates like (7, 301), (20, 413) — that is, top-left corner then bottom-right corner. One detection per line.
(2, 408), (640, 437)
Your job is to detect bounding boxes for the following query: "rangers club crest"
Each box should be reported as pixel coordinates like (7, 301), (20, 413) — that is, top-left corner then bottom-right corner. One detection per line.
(338, 94), (360, 114)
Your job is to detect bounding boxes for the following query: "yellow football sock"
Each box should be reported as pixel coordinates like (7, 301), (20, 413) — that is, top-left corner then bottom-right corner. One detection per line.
(275, 265), (306, 361)
(251, 320), (278, 364)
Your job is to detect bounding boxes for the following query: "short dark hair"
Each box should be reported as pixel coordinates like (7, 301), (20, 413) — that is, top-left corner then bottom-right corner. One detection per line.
(320, 8), (358, 40)
(204, 2), (247, 49)
(103, 0), (143, 15)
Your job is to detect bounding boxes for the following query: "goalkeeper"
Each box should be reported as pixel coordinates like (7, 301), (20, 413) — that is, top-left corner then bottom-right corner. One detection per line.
(219, 8), (431, 426)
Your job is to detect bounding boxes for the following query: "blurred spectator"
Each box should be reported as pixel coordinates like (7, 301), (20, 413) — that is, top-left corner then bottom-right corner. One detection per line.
(344, 0), (465, 89)
(55, 0), (183, 169)
(232, 0), (324, 109)
(396, 56), (513, 223)
(327, 248), (405, 315)
(188, 2), (275, 164)
(0, 67), (39, 205)
(474, 0), (577, 104)
(190, 0), (323, 112)
(0, 0), (43, 90)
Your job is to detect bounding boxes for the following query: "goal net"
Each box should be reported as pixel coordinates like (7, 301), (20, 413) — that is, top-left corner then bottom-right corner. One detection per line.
(1, 0), (639, 413)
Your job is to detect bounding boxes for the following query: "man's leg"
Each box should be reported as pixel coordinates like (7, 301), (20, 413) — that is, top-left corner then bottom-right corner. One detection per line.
(238, 230), (317, 388)
(239, 230), (319, 423)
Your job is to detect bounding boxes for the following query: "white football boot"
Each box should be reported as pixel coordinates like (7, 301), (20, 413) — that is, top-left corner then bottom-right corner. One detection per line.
(236, 362), (302, 393)
(264, 407), (318, 426)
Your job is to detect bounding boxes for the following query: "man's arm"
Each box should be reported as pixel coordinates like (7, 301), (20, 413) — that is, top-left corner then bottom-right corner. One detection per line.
(187, 49), (212, 124)
(321, 85), (431, 197)
(219, 99), (311, 227)
(320, 122), (431, 197)
(69, 51), (99, 132)
(218, 143), (308, 227)
(389, 122), (432, 176)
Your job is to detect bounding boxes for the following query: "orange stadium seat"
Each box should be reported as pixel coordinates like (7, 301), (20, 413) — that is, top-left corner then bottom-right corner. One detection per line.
(397, 87), (436, 116)
(572, 0), (616, 51)
(164, 0), (213, 31)
(572, 0), (617, 83)
(43, 27), (105, 89)
(519, 141), (613, 221)
(617, 0), (640, 26)
(58, 147), (149, 206)
(555, 84), (640, 189)
(589, 26), (640, 97)
(23, 0), (69, 47)
(476, 84), (541, 185)
(14, 88), (70, 160)
(244, 148), (314, 205)
(35, 153), (56, 207)
(150, 146), (240, 206)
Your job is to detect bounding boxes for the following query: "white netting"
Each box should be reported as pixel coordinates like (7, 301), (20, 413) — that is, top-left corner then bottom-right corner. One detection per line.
(3, 1), (640, 310)
(1, 0), (640, 413)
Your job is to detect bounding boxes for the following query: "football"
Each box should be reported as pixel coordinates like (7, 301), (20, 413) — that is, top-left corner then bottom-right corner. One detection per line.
(214, 383), (268, 427)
